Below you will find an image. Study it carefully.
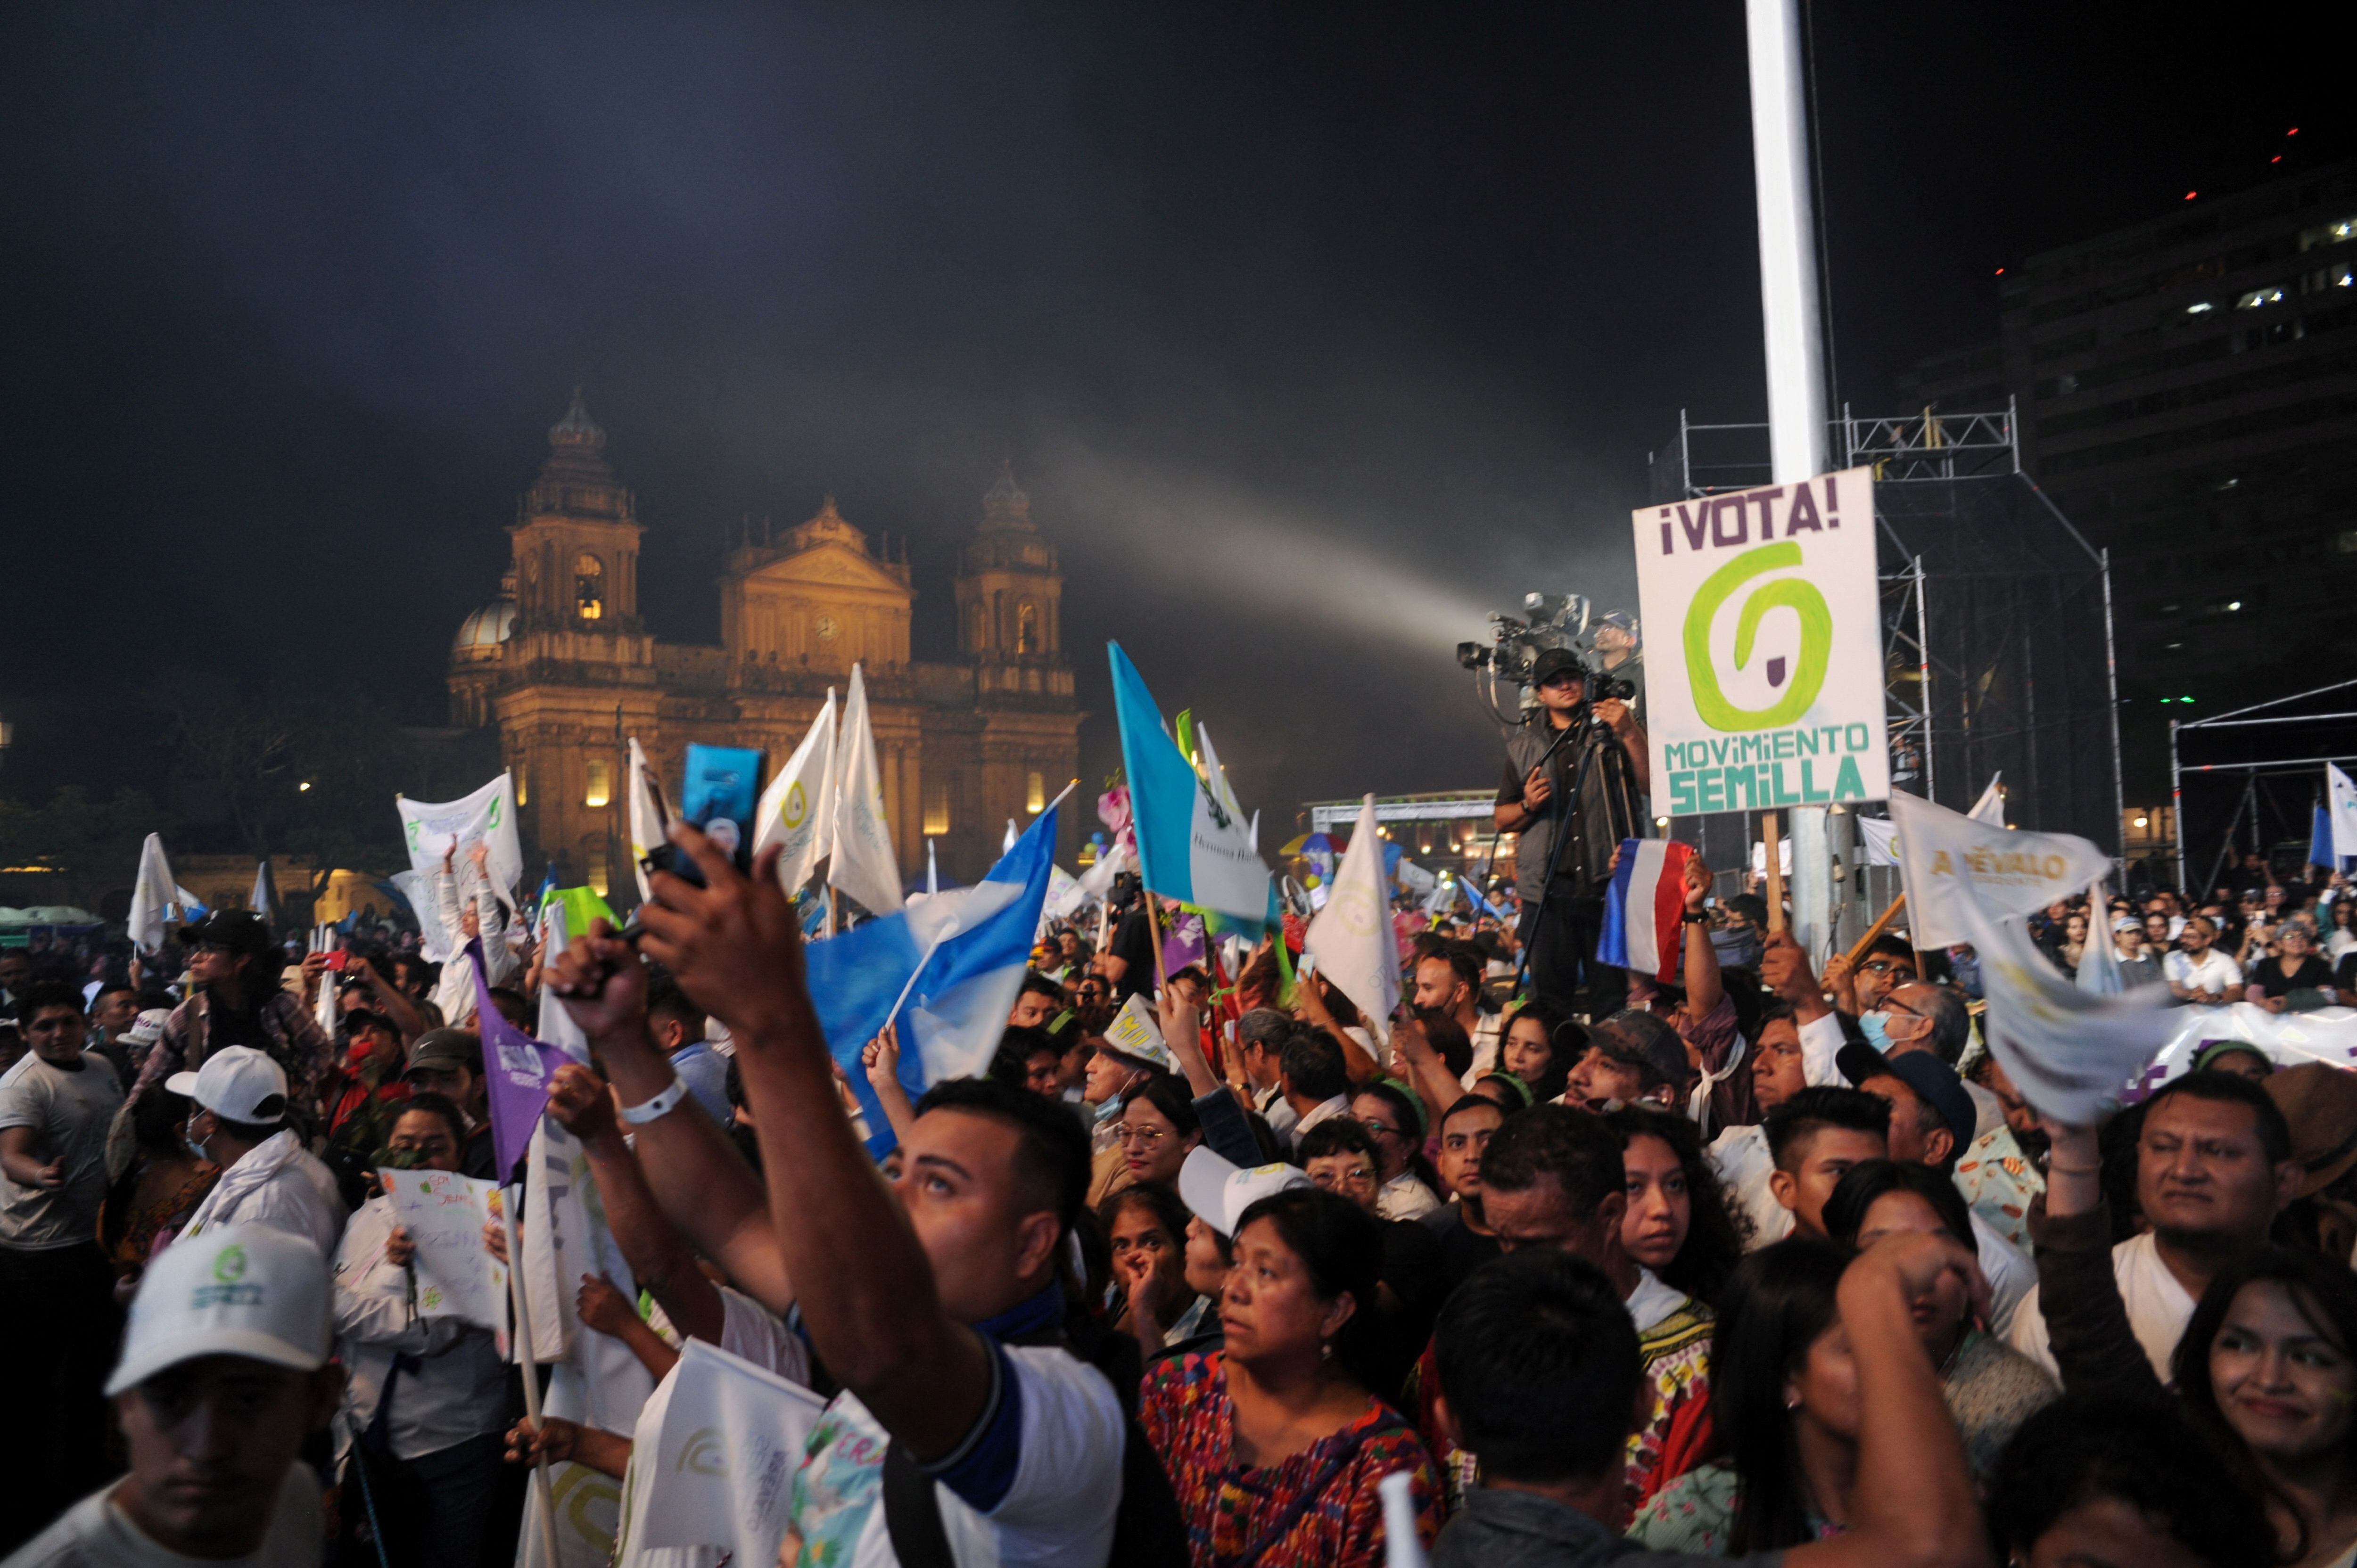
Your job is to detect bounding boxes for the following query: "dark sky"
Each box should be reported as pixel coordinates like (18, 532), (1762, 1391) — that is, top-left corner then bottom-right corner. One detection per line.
(2, 2), (2344, 848)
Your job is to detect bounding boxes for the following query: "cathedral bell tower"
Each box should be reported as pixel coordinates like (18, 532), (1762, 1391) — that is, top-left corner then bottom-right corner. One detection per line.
(955, 462), (1062, 672)
(509, 390), (644, 635)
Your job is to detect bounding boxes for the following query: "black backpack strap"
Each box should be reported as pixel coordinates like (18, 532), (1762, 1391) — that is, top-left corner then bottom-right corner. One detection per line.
(881, 1440), (959, 1568)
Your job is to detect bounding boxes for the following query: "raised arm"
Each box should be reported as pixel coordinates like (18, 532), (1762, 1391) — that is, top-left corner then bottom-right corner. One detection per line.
(861, 1026), (919, 1146)
(1680, 854), (1722, 1019)
(545, 929), (793, 1313)
(637, 825), (996, 1462)
(544, 1062), (723, 1345)
(1791, 1234), (1993, 1568)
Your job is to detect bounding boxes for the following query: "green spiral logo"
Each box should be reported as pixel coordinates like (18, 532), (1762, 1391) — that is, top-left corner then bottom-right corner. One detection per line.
(1682, 542), (1832, 731)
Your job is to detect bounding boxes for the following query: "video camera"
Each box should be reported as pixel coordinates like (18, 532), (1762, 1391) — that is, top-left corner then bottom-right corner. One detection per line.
(1456, 592), (1591, 686)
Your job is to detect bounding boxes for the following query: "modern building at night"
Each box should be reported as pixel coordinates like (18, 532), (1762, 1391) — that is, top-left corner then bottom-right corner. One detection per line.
(1905, 155), (2357, 698)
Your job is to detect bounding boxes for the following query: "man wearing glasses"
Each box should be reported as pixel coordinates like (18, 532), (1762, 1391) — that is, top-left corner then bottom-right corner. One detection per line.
(1823, 932), (1918, 1018)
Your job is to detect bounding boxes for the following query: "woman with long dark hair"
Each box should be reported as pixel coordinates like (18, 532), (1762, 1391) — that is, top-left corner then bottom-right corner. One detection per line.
(1496, 999), (1579, 1106)
(1606, 1105), (1747, 1305)
(1102, 1182), (1211, 1359)
(1821, 1160), (2056, 1481)
(1628, 1239), (1856, 1552)
(1139, 1187), (1441, 1566)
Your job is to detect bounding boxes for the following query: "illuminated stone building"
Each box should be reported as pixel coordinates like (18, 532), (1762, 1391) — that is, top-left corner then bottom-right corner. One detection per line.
(448, 393), (1080, 894)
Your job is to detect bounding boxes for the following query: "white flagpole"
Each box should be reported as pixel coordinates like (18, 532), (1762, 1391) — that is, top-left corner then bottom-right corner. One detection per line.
(502, 1189), (563, 1562)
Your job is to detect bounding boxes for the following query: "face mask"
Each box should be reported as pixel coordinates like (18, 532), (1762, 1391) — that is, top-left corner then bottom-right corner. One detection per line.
(1857, 1012), (1894, 1054)
(183, 1114), (211, 1162)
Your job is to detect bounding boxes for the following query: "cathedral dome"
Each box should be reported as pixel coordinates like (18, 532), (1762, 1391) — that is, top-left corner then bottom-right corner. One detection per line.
(453, 597), (516, 659)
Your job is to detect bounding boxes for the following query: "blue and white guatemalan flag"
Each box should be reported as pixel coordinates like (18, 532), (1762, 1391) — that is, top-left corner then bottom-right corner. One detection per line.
(803, 804), (1060, 1154)
(1107, 643), (1271, 935)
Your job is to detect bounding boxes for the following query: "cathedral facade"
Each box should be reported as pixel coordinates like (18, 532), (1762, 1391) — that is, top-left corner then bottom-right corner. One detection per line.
(447, 394), (1081, 895)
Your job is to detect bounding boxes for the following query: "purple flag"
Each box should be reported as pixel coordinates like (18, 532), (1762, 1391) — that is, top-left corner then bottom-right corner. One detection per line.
(1161, 909), (1207, 977)
(468, 939), (565, 1184)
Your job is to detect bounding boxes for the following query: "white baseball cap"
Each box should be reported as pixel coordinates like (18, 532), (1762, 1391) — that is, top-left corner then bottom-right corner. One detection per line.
(165, 1045), (288, 1125)
(124, 1009), (171, 1049)
(106, 1223), (333, 1396)
(1178, 1146), (1313, 1238)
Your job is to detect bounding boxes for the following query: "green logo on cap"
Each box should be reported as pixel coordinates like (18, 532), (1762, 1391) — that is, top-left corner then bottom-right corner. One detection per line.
(212, 1245), (248, 1284)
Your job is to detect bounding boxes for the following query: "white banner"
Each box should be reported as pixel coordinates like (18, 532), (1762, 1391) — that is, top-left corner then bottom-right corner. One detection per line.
(127, 833), (180, 955)
(1889, 791), (2170, 1122)
(2331, 763), (2357, 863)
(1887, 789), (2112, 950)
(755, 690), (838, 898)
(828, 664), (903, 919)
(633, 1339), (828, 1565)
(627, 738), (662, 906)
(1634, 468), (1889, 819)
(1304, 795), (1401, 1048)
(397, 774), (523, 895)
(381, 1167), (508, 1332)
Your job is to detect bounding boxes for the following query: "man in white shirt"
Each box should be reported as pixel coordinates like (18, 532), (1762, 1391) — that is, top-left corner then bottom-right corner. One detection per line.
(1706, 999), (1807, 1249)
(2011, 1071), (2300, 1380)
(1277, 1030), (1353, 1152)
(172, 1048), (347, 1257)
(1233, 1009), (1298, 1142)
(6, 1223), (342, 1568)
(2164, 916), (2243, 1004)
(548, 827), (1128, 1568)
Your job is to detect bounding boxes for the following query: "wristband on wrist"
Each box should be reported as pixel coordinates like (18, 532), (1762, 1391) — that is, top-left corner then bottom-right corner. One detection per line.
(618, 1075), (689, 1125)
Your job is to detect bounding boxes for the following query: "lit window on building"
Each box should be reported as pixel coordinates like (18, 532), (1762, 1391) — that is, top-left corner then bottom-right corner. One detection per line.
(2235, 287), (2285, 310)
(2298, 216), (2357, 251)
(585, 759), (612, 809)
(1026, 770), (1045, 814)
(1016, 603), (1039, 654)
(923, 779), (952, 837)
(576, 553), (606, 620)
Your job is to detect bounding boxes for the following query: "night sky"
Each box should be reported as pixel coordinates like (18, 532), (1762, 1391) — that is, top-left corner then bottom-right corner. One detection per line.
(2, 3), (2343, 851)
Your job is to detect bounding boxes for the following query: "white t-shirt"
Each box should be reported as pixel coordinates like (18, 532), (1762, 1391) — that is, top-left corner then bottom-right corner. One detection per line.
(0, 1053), (124, 1250)
(2164, 949), (2242, 998)
(786, 1340), (1125, 1568)
(5, 1466), (320, 1567)
(615, 1288), (811, 1568)
(1970, 1211), (2033, 1339)
(1376, 1171), (1442, 1223)
(2009, 1229), (2196, 1383)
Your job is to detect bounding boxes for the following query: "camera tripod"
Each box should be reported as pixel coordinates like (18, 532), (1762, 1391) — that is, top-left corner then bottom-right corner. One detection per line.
(1509, 705), (1644, 1010)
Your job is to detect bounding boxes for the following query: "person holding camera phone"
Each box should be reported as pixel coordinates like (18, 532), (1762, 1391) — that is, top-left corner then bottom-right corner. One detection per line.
(1493, 648), (1648, 1022)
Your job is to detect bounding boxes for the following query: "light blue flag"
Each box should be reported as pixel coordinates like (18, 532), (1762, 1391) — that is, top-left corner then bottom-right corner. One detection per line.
(1107, 643), (1269, 934)
(805, 805), (1059, 1155)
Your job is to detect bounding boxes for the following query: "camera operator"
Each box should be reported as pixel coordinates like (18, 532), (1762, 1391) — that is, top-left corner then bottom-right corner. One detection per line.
(1493, 648), (1648, 1020)
(1594, 610), (1644, 728)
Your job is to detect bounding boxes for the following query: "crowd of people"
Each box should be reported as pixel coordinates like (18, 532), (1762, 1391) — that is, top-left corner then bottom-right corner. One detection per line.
(11, 759), (2357, 1567)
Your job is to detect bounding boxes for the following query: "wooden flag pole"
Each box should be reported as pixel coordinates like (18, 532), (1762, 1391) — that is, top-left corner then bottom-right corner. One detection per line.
(1146, 889), (1171, 992)
(1763, 813), (1786, 935)
(501, 1192), (564, 1563)
(1843, 892), (1908, 969)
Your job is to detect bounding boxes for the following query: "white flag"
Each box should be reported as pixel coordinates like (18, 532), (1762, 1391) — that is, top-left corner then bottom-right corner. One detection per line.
(536, 902), (592, 1061)
(626, 737), (663, 905)
(2076, 881), (2124, 997)
(754, 691), (838, 898)
(630, 1339), (828, 1566)
(1888, 791), (2169, 1122)
(1968, 772), (2006, 826)
(395, 773), (523, 895)
(1044, 862), (1087, 924)
(1304, 795), (1400, 1048)
(827, 664), (902, 919)
(1886, 789), (2112, 950)
(1856, 816), (1898, 867)
(250, 861), (276, 921)
(127, 833), (179, 955)
(2330, 763), (2357, 863)
(1193, 721), (1261, 855)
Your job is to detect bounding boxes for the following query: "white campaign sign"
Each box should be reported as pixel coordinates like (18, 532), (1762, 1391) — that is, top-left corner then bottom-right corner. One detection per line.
(1633, 468), (1889, 819)
(380, 1167), (508, 1332)
(396, 773), (523, 894)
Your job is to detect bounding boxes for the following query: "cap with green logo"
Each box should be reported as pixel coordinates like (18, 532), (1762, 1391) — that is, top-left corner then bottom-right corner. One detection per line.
(106, 1223), (333, 1396)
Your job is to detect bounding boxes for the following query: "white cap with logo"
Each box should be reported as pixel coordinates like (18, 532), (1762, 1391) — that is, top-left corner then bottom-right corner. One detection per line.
(165, 1045), (289, 1125)
(105, 1223), (333, 1396)
(1178, 1146), (1313, 1238)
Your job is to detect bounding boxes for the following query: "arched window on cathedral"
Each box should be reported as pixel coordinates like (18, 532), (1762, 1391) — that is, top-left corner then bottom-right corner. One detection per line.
(1016, 602), (1039, 655)
(575, 553), (606, 620)
(967, 602), (987, 652)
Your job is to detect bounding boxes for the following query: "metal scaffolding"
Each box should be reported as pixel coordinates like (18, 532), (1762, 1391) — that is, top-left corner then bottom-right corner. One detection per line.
(2169, 677), (2357, 894)
(1650, 407), (2123, 881)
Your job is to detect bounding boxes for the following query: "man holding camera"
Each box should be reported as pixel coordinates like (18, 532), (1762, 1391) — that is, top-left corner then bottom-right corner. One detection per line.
(1493, 649), (1648, 1020)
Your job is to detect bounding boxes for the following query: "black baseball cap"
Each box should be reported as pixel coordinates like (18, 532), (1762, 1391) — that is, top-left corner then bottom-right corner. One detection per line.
(1838, 1042), (1976, 1152)
(1529, 648), (1589, 688)
(177, 908), (276, 960)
